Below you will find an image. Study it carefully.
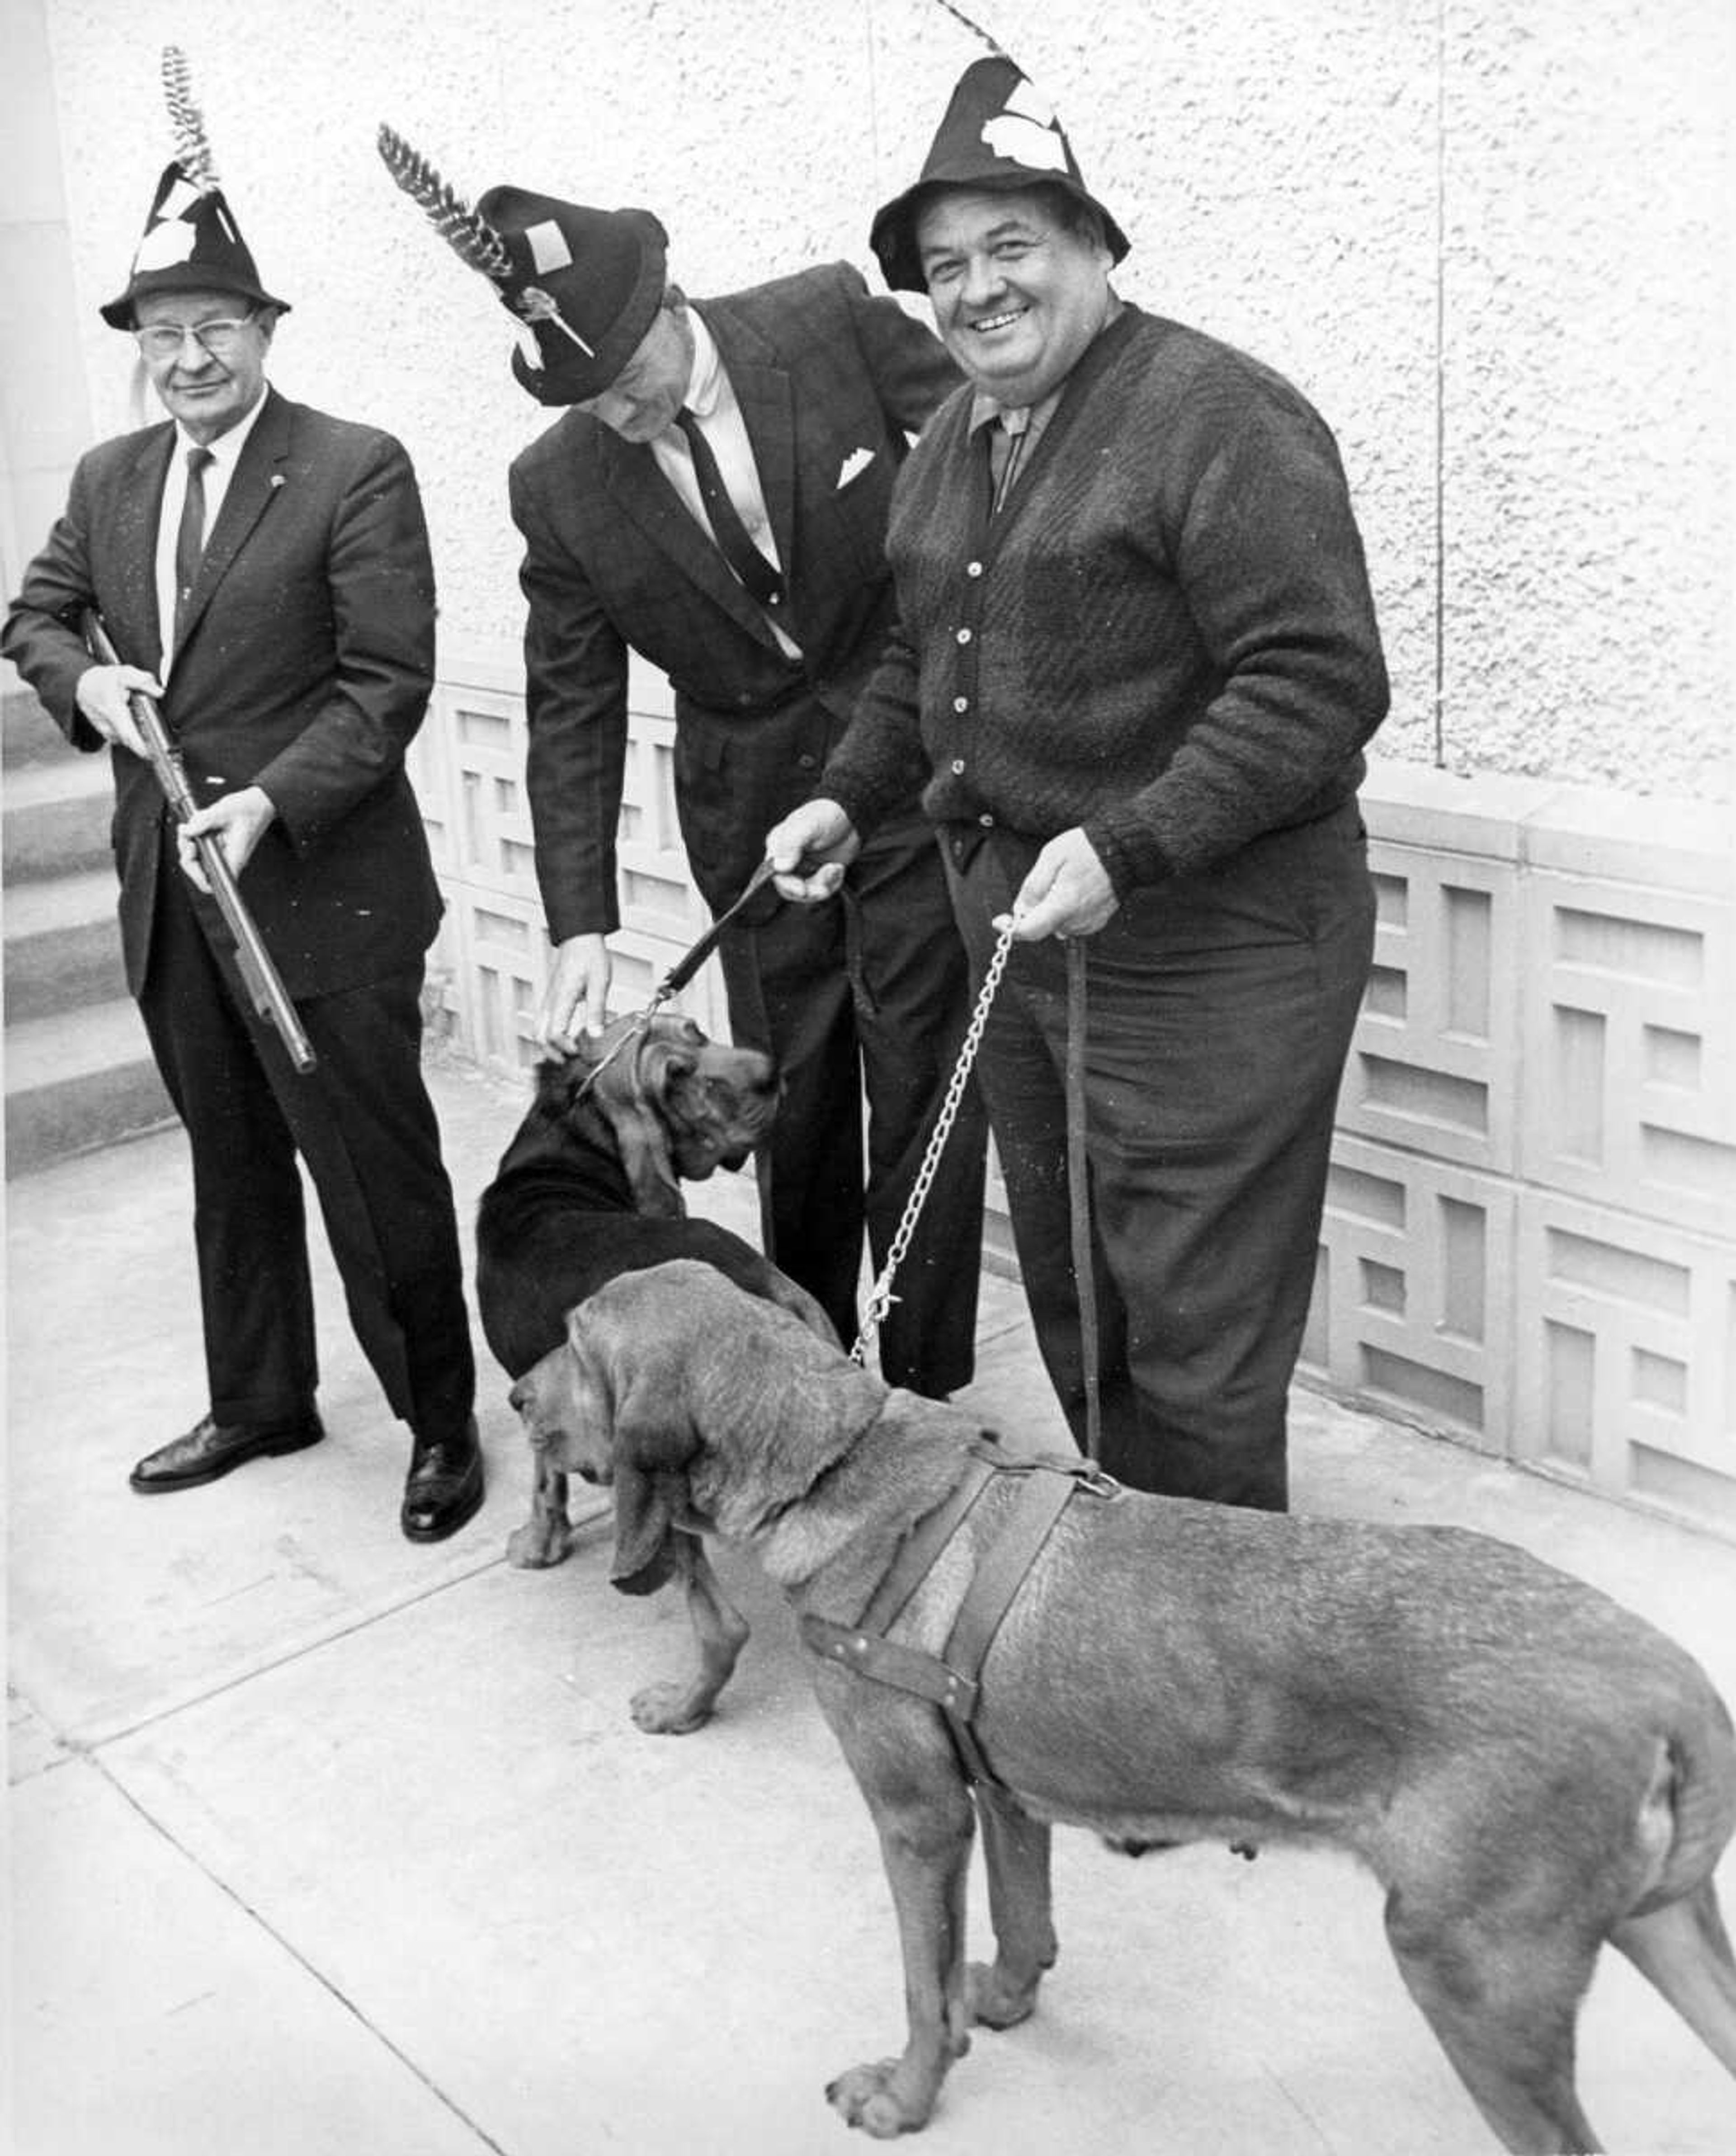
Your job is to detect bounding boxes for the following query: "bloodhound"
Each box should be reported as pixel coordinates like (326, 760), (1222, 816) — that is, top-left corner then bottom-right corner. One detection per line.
(514, 1258), (1736, 2152)
(476, 1013), (835, 1734)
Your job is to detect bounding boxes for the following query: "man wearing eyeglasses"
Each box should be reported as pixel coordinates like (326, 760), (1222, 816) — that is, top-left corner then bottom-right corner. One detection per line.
(2, 157), (483, 1544)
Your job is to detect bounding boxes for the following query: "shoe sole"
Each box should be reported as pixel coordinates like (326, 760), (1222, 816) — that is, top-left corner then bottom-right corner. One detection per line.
(400, 1465), (486, 1544)
(128, 1426), (324, 1494)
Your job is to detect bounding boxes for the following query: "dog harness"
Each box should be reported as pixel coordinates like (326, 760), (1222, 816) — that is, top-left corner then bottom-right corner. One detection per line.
(799, 1443), (1120, 1787)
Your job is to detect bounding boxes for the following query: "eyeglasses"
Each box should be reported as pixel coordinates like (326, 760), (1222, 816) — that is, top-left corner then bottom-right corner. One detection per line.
(132, 313), (258, 361)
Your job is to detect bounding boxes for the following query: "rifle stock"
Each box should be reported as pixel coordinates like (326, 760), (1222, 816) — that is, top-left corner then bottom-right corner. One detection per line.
(81, 610), (317, 1074)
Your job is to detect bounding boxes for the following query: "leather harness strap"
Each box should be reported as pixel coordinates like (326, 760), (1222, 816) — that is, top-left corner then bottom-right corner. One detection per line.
(800, 1448), (1118, 1787)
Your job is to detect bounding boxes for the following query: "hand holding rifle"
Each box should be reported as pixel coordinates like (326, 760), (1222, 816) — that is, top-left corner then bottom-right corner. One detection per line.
(80, 610), (316, 1073)
(75, 657), (160, 758)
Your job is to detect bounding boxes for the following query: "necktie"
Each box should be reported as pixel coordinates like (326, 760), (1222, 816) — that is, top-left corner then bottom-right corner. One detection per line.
(673, 408), (783, 612)
(174, 445), (216, 647)
(991, 409), (1030, 514)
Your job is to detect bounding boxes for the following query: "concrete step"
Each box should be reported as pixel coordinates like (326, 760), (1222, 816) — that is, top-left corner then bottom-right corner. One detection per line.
(4, 866), (126, 1021)
(2, 752), (113, 883)
(3, 687), (72, 770)
(4, 997), (173, 1177)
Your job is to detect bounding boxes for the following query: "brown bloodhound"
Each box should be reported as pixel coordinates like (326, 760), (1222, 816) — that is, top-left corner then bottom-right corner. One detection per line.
(477, 1013), (835, 1735)
(514, 1258), (1736, 2151)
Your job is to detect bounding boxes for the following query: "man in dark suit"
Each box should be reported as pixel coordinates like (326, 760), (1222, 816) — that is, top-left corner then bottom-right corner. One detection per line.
(2, 154), (481, 1541)
(454, 185), (986, 1394)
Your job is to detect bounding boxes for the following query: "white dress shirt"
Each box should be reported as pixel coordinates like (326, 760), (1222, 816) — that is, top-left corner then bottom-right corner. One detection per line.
(154, 387), (270, 674)
(653, 314), (801, 659)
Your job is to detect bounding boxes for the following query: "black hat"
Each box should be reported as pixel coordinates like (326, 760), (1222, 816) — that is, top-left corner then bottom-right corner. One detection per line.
(100, 160), (290, 329)
(475, 188), (668, 405)
(102, 49), (289, 329)
(376, 127), (666, 406)
(870, 56), (1129, 294)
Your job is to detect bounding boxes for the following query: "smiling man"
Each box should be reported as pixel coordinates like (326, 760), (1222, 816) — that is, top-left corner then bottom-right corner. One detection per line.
(388, 167), (988, 1400)
(3, 146), (483, 1542)
(768, 56), (1390, 1511)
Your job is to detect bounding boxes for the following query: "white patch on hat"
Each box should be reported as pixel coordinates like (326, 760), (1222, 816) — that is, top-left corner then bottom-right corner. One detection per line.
(525, 220), (574, 274)
(158, 175), (204, 221)
(133, 218), (199, 271)
(1005, 77), (1059, 127)
(513, 320), (544, 366)
(982, 112), (1069, 172)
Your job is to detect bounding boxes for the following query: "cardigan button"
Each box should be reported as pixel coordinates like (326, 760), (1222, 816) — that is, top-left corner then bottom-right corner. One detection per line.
(956, 627), (972, 645)
(950, 758), (966, 775)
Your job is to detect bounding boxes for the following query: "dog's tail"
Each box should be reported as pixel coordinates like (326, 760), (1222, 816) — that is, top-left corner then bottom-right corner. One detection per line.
(1628, 1691), (1736, 1921)
(1605, 1701), (1736, 2083)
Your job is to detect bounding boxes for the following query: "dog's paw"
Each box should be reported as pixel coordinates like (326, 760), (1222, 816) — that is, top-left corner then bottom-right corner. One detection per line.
(965, 1959), (1039, 2030)
(505, 1516), (572, 1568)
(825, 2059), (937, 2137)
(630, 1680), (714, 1736)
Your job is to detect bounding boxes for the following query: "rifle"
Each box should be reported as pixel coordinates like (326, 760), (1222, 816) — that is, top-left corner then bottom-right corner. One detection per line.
(82, 610), (317, 1074)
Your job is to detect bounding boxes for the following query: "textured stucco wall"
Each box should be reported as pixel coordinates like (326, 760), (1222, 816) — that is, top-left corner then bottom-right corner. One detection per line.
(33, 0), (1736, 800)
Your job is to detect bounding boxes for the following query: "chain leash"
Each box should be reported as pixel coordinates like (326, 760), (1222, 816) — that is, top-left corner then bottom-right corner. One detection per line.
(850, 915), (1017, 1366)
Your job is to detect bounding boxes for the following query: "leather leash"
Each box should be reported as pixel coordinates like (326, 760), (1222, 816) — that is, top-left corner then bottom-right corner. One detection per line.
(1065, 938), (1103, 1464)
(575, 857), (781, 1101)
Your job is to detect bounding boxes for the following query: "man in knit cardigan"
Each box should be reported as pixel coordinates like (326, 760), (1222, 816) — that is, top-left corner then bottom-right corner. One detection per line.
(769, 57), (1389, 1511)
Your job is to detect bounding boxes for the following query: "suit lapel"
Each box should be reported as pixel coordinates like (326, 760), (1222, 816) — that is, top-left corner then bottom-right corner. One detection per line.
(597, 425), (784, 652)
(175, 391), (292, 656)
(115, 430), (175, 673)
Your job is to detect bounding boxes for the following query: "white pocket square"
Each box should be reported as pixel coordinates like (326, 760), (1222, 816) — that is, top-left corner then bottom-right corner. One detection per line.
(836, 447), (875, 488)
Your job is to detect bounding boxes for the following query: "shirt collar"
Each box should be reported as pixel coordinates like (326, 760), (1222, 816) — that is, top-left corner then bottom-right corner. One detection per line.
(967, 387), (1055, 438)
(174, 383), (270, 467)
(681, 310), (724, 421)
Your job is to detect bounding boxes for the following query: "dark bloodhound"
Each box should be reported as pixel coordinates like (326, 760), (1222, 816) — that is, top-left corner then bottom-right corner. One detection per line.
(476, 1012), (835, 1733)
(514, 1258), (1736, 2151)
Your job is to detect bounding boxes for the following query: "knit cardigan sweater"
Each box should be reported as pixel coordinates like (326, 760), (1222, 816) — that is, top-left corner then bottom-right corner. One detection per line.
(823, 305), (1389, 895)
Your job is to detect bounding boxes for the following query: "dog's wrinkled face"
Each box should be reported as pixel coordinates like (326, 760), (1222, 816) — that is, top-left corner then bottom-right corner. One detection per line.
(533, 1011), (780, 1210)
(637, 1016), (781, 1180)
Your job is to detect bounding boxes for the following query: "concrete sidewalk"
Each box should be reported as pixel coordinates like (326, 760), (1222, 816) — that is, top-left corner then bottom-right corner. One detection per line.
(7, 1049), (1736, 2156)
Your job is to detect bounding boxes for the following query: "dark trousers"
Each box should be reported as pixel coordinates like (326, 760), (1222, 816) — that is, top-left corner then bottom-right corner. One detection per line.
(946, 804), (1375, 1509)
(717, 811), (986, 1397)
(137, 857), (476, 1442)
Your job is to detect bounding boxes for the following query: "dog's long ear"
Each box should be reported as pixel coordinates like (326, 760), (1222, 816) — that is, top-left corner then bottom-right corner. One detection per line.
(568, 1297), (701, 1593)
(591, 1036), (686, 1217)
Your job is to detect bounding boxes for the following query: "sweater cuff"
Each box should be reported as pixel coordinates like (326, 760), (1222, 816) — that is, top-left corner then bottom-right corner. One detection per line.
(819, 773), (888, 848)
(1082, 804), (1180, 899)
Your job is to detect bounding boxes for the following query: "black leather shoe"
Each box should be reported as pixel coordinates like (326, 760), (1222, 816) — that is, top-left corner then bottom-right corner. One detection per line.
(401, 1417), (484, 1543)
(129, 1411), (324, 1494)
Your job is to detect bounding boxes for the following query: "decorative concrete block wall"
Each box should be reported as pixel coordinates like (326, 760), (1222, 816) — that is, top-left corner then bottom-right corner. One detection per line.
(416, 645), (726, 1075)
(1306, 760), (1736, 1532)
(420, 667), (1736, 1533)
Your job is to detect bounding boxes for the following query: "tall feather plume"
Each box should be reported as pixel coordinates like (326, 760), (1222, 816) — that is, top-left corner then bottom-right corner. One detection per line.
(929, 0), (1010, 59)
(376, 125), (511, 283)
(161, 45), (221, 193)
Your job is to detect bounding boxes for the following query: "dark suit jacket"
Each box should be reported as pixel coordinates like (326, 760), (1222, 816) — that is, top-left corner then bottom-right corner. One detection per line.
(506, 262), (959, 937)
(2, 389), (443, 998)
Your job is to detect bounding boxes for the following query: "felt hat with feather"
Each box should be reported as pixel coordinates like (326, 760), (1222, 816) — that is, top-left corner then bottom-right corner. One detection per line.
(869, 54), (1129, 294)
(100, 47), (289, 328)
(375, 127), (665, 406)
(476, 188), (669, 405)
